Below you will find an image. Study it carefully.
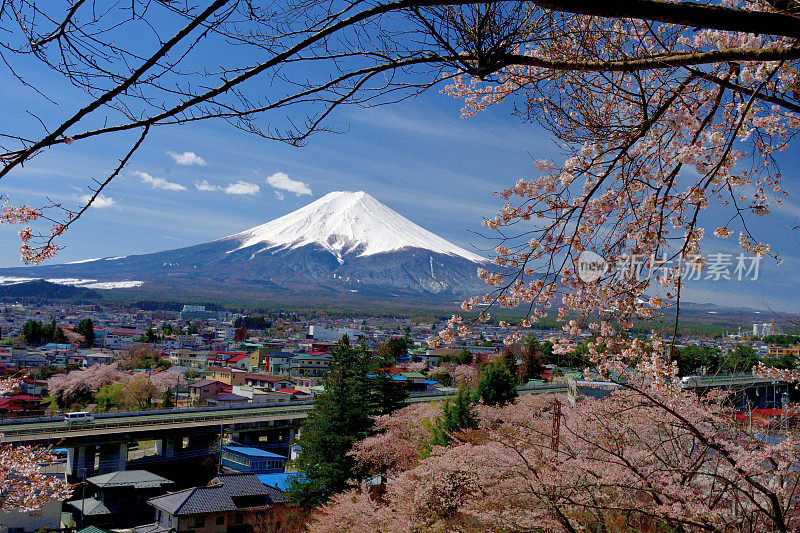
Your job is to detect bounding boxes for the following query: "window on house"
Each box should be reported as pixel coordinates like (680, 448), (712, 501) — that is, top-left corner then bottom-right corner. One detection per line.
(216, 515), (225, 525)
(187, 516), (206, 528)
(235, 513), (244, 524)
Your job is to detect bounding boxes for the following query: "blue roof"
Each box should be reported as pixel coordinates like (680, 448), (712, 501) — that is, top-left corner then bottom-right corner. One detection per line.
(392, 375), (408, 381)
(257, 472), (300, 492)
(423, 380), (439, 385)
(223, 446), (286, 459)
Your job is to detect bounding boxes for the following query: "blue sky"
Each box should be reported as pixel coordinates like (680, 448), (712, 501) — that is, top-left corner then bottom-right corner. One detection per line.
(1, 25), (800, 312)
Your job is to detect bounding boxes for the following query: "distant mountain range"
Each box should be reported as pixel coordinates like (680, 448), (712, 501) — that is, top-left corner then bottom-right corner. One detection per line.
(0, 191), (492, 302)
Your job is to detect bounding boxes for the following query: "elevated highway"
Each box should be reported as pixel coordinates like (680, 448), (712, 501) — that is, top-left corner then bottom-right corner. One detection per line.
(0, 385), (567, 445)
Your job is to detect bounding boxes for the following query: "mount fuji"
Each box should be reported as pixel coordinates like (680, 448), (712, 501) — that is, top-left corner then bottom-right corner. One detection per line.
(0, 191), (492, 301)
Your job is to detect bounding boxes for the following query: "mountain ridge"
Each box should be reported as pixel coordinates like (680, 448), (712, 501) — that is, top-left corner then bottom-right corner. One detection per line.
(0, 191), (491, 299)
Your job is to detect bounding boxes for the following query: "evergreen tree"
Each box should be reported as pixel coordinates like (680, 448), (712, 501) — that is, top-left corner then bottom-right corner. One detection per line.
(500, 346), (519, 381)
(162, 389), (175, 409)
(52, 326), (68, 344)
(42, 319), (57, 343)
(457, 348), (474, 365)
(75, 318), (95, 347)
(477, 363), (518, 406)
(370, 348), (409, 415)
(289, 336), (375, 507)
(521, 337), (545, 382)
(429, 386), (478, 447)
(22, 320), (44, 345)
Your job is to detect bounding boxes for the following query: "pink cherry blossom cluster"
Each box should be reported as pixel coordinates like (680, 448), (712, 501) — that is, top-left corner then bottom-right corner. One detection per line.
(435, 1), (798, 375)
(0, 377), (72, 511)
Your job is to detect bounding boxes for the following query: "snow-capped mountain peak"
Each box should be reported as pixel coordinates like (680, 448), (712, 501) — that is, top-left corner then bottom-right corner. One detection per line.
(229, 190), (487, 263)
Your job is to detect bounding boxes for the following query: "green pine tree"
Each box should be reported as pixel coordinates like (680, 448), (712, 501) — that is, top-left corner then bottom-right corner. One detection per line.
(477, 363), (518, 406)
(289, 336), (376, 508)
(75, 318), (95, 348)
(428, 385), (478, 448)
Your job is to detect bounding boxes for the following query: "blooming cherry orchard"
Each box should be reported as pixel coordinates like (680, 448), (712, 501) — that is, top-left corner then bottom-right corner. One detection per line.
(48, 363), (179, 410)
(313, 384), (800, 532)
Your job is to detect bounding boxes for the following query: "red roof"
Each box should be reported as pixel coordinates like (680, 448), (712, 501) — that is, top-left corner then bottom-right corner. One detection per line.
(228, 354), (248, 362)
(277, 388), (302, 394)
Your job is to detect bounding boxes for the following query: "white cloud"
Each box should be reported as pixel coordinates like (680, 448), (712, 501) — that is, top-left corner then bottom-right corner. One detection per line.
(133, 171), (187, 191)
(266, 172), (312, 196)
(195, 179), (260, 196)
(274, 191), (285, 201)
(224, 181), (260, 195)
(195, 179), (218, 192)
(79, 194), (116, 208)
(167, 151), (207, 166)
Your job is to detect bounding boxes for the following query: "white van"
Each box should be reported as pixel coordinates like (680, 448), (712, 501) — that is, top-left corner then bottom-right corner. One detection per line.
(64, 412), (94, 424)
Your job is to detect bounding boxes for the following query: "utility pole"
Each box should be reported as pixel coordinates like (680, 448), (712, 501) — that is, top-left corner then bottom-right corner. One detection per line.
(551, 398), (562, 454)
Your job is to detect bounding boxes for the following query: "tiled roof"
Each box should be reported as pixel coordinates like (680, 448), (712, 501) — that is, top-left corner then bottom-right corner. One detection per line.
(88, 469), (172, 489)
(148, 474), (287, 516)
(188, 379), (220, 388)
(66, 497), (110, 515)
(216, 393), (248, 401)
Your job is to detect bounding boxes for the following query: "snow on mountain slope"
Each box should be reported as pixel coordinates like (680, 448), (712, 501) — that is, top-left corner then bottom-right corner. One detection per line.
(229, 191), (487, 263)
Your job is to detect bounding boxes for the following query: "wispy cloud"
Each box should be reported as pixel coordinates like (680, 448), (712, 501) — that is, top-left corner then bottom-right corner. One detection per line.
(274, 191), (285, 201)
(167, 151), (207, 166)
(133, 171), (187, 191)
(195, 179), (260, 196)
(266, 172), (311, 196)
(79, 194), (116, 208)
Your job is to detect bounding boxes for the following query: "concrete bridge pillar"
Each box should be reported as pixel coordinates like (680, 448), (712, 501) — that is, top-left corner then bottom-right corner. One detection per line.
(187, 433), (216, 451)
(156, 437), (176, 458)
(68, 446), (96, 478)
(97, 442), (128, 474)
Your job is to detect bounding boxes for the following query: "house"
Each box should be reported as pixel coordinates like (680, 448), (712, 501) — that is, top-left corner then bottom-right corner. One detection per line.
(19, 378), (47, 397)
(82, 352), (115, 367)
(394, 371), (428, 392)
(287, 353), (332, 378)
(276, 388), (310, 400)
(209, 366), (246, 386)
(266, 352), (295, 375)
(142, 474), (288, 533)
(168, 349), (209, 369)
(226, 353), (250, 370)
(0, 473), (66, 533)
(210, 393), (249, 405)
(0, 395), (44, 418)
(221, 446), (287, 474)
(243, 374), (291, 391)
(104, 327), (144, 349)
(66, 470), (173, 529)
(188, 379), (226, 401)
(9, 353), (48, 368)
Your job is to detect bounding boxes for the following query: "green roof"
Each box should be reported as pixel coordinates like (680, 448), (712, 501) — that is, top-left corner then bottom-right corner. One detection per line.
(78, 527), (112, 533)
(400, 372), (426, 379)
